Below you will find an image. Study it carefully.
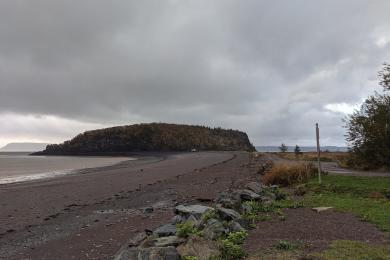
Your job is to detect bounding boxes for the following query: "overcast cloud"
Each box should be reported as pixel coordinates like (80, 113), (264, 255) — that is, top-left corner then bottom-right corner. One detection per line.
(1, 0), (390, 147)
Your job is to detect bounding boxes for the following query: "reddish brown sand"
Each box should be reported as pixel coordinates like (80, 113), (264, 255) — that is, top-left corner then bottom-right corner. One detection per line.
(0, 152), (387, 260)
(0, 152), (260, 259)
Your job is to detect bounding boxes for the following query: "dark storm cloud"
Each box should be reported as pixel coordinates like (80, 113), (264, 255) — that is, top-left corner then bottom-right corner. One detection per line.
(1, 0), (390, 146)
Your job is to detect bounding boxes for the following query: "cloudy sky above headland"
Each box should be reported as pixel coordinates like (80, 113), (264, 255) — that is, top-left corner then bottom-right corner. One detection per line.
(1, 0), (390, 147)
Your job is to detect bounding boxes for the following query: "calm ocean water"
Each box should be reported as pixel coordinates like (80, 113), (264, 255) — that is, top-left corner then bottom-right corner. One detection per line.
(0, 152), (134, 184)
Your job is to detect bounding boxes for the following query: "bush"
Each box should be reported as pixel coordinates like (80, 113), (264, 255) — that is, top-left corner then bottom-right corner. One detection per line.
(262, 163), (317, 186)
(176, 222), (200, 238)
(219, 231), (248, 259)
(224, 231), (248, 245)
(384, 189), (390, 199)
(276, 240), (298, 250)
(181, 256), (198, 260)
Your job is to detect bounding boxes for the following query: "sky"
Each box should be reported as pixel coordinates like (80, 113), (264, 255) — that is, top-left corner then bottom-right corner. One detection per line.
(1, 0), (390, 148)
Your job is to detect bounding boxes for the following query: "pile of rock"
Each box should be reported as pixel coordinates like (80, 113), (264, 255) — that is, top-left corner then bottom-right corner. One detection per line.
(115, 182), (280, 260)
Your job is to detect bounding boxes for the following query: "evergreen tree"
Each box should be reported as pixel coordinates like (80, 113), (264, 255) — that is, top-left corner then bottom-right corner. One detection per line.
(279, 143), (288, 153)
(294, 145), (302, 157)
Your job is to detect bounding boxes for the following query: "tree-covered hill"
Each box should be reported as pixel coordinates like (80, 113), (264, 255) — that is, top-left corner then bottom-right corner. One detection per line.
(35, 123), (255, 155)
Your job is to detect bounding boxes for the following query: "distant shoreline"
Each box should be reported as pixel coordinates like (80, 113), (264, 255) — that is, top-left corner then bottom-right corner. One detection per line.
(0, 154), (166, 185)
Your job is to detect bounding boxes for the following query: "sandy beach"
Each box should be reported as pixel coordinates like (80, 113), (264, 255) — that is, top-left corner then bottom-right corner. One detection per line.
(0, 151), (258, 259)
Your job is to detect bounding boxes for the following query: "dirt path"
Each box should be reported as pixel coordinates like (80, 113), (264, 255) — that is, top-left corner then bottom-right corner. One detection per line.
(0, 152), (262, 259)
(322, 162), (390, 177)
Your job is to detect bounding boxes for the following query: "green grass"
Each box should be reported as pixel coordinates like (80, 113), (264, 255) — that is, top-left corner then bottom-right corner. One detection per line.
(306, 175), (390, 197)
(303, 175), (390, 232)
(312, 240), (390, 260)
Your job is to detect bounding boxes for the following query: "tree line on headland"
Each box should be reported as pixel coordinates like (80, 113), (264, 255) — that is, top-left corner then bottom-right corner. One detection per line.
(34, 123), (255, 155)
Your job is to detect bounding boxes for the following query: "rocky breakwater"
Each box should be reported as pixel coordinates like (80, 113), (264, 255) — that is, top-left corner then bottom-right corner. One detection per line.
(114, 182), (283, 260)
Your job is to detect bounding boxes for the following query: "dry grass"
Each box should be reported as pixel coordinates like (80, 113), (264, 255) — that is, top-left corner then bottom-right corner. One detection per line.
(262, 163), (317, 186)
(276, 152), (350, 167)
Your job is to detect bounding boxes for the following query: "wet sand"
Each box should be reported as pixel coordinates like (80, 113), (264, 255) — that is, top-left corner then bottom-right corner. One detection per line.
(0, 151), (259, 259)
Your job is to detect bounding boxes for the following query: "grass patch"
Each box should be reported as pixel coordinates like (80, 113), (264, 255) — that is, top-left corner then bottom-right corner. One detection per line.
(307, 175), (390, 198)
(303, 175), (390, 232)
(304, 193), (390, 232)
(312, 240), (390, 260)
(275, 240), (299, 250)
(181, 256), (198, 260)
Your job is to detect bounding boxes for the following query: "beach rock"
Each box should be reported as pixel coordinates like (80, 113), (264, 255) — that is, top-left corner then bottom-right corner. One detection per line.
(240, 203), (253, 215)
(186, 215), (201, 228)
(236, 189), (261, 201)
(312, 207), (334, 213)
(262, 193), (276, 206)
(170, 215), (185, 224)
(145, 229), (154, 236)
(153, 236), (186, 247)
(228, 221), (246, 233)
(115, 246), (180, 260)
(128, 232), (148, 247)
(114, 247), (138, 260)
(154, 224), (176, 237)
(177, 236), (219, 260)
(217, 207), (241, 221)
(175, 205), (213, 218)
(215, 192), (241, 210)
(246, 182), (264, 194)
(202, 219), (227, 240)
(142, 207), (154, 214)
(139, 246), (180, 260)
(139, 235), (159, 248)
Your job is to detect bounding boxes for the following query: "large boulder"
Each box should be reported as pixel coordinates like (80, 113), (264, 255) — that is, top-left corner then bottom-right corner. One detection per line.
(202, 219), (227, 240)
(127, 232), (148, 247)
(175, 205), (213, 218)
(153, 236), (186, 247)
(215, 192), (241, 210)
(240, 203), (253, 215)
(246, 182), (264, 194)
(186, 215), (201, 228)
(177, 236), (220, 260)
(170, 215), (186, 224)
(217, 207), (241, 221)
(153, 223), (177, 237)
(235, 189), (261, 201)
(227, 221), (246, 233)
(116, 246), (181, 260)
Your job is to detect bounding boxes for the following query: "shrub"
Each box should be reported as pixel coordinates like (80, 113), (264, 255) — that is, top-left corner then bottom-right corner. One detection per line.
(276, 240), (298, 250)
(181, 256), (198, 260)
(220, 240), (245, 259)
(225, 231), (248, 245)
(201, 209), (218, 222)
(384, 189), (390, 199)
(219, 231), (248, 259)
(176, 222), (200, 238)
(273, 187), (288, 200)
(262, 163), (317, 186)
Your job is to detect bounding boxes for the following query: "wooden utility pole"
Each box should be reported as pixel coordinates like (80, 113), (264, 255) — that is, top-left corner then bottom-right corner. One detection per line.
(316, 123), (322, 184)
